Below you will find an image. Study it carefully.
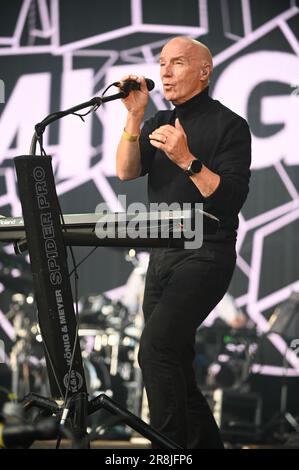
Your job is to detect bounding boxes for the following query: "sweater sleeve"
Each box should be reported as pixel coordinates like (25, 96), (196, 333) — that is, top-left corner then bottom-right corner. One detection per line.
(205, 116), (251, 216)
(139, 116), (157, 176)
(139, 111), (171, 176)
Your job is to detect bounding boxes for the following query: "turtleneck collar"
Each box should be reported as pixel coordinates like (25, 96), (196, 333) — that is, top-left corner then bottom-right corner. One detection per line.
(174, 86), (212, 119)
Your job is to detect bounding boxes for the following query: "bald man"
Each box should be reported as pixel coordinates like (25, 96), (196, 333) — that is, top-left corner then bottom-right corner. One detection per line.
(116, 37), (251, 449)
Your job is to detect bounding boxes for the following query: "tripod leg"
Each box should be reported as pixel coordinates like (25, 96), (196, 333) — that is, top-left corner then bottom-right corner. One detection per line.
(71, 392), (89, 449)
(23, 393), (60, 414)
(88, 394), (182, 449)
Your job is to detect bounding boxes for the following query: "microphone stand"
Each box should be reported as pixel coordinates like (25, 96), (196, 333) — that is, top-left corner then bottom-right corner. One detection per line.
(14, 91), (126, 254)
(30, 91), (126, 156)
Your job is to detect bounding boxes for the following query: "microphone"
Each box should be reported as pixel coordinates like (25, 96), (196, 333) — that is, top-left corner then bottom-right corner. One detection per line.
(114, 78), (155, 97)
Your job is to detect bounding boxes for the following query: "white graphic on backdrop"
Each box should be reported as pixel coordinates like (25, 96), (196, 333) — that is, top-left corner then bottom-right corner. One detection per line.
(213, 51), (299, 169)
(0, 79), (4, 103)
(1, 1), (299, 374)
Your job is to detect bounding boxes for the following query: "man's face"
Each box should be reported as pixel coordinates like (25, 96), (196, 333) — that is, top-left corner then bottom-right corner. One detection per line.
(159, 40), (204, 105)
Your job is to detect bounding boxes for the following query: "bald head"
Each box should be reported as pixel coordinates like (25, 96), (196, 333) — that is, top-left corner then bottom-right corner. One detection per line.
(159, 37), (213, 104)
(163, 37), (213, 69)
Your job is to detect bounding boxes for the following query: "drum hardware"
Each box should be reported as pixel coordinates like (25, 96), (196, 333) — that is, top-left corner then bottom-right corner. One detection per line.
(2, 290), (49, 404)
(195, 325), (258, 391)
(250, 294), (299, 443)
(79, 294), (128, 331)
(76, 322), (141, 416)
(9, 317), (50, 401)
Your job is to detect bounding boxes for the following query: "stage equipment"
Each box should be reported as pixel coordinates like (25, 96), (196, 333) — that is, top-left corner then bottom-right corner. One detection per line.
(0, 90), (217, 448)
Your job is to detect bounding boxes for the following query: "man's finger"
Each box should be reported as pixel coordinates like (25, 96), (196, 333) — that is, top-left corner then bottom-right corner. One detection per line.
(175, 118), (184, 130)
(149, 138), (165, 149)
(149, 132), (167, 144)
(157, 125), (175, 133)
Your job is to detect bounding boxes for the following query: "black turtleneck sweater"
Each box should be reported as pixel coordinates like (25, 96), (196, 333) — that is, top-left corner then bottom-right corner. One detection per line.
(139, 87), (251, 243)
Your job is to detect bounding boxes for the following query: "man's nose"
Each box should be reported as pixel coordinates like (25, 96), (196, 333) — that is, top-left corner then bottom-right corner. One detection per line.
(161, 64), (172, 77)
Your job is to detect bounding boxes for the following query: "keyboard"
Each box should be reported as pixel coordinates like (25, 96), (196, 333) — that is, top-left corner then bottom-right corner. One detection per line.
(0, 209), (219, 248)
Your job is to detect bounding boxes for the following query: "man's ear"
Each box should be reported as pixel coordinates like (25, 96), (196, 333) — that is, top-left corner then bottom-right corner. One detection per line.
(200, 64), (212, 81)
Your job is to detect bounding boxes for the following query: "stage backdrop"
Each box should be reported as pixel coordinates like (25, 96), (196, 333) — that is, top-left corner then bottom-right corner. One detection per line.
(1, 0), (299, 375)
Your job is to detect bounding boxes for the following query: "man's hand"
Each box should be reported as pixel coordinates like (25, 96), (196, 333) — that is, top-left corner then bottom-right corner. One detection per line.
(149, 118), (220, 197)
(149, 118), (193, 169)
(120, 75), (149, 117)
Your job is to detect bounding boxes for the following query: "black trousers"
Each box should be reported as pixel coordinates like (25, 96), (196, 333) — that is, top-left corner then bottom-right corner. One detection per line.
(138, 243), (236, 449)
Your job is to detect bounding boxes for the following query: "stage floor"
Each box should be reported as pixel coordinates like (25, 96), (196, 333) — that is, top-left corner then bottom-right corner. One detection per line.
(31, 436), (151, 449)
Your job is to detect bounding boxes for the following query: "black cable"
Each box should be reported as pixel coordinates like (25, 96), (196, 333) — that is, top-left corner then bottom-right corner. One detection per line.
(68, 246), (98, 277)
(72, 108), (92, 120)
(69, 81), (118, 119)
(37, 134), (47, 157)
(55, 395), (76, 449)
(101, 82), (115, 97)
(56, 419), (79, 449)
(55, 234), (100, 448)
(55, 215), (81, 449)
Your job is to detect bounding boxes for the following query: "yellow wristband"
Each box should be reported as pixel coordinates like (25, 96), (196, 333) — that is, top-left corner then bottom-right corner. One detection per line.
(0, 423), (5, 449)
(122, 128), (139, 142)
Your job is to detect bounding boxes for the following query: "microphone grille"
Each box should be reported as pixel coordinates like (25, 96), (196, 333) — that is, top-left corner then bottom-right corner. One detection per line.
(145, 78), (155, 91)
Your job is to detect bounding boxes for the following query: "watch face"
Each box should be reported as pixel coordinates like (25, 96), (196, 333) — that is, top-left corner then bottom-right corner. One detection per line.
(190, 159), (202, 173)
